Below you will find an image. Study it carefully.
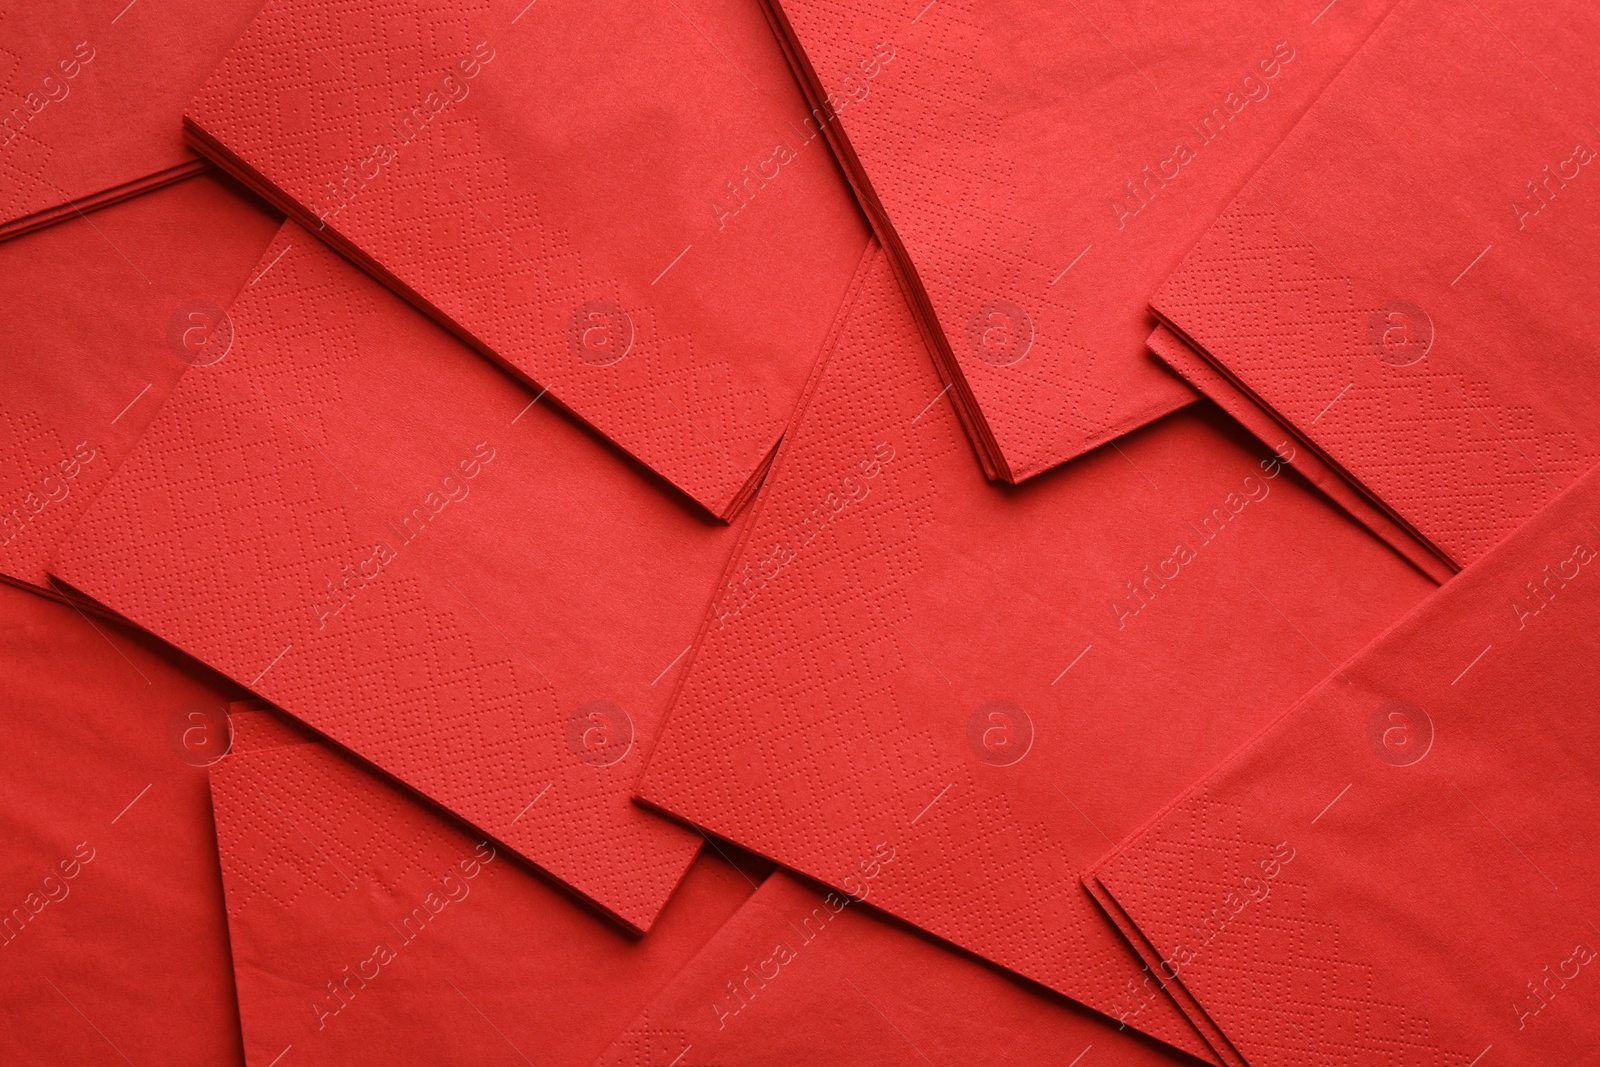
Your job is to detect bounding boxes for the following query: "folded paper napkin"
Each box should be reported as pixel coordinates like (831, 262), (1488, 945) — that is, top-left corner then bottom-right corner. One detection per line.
(1091, 434), (1600, 1066)
(0, 581), (244, 1065)
(53, 224), (769, 931)
(635, 242), (1436, 1061)
(760, 0), (1402, 481)
(1151, 0), (1600, 570)
(212, 705), (758, 1066)
(184, 0), (871, 518)
(0, 0), (262, 240)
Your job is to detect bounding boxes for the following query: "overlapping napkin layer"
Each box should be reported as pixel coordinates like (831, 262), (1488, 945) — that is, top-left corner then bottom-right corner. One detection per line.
(0, 0), (262, 240)
(4, 0), (1597, 1062)
(1090, 448), (1600, 1066)
(1152, 0), (1600, 570)
(52, 224), (761, 931)
(184, 0), (871, 517)
(212, 706), (757, 1066)
(633, 243), (1437, 1059)
(760, 0), (1401, 482)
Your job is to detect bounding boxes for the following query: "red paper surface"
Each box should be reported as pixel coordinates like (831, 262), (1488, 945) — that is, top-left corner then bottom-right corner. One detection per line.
(635, 243), (1435, 1060)
(1090, 453), (1600, 1066)
(1147, 325), (1455, 585)
(597, 872), (1191, 1067)
(184, 0), (871, 518)
(761, 0), (1401, 481)
(1152, 0), (1600, 570)
(0, 172), (280, 595)
(0, 581), (243, 1065)
(212, 706), (757, 1067)
(0, 0), (263, 240)
(53, 223), (760, 932)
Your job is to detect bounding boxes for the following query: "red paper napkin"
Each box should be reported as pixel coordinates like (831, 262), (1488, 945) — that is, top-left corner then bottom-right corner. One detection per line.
(1147, 325), (1455, 585)
(759, 0), (1402, 482)
(597, 871), (1192, 1067)
(0, 0), (263, 241)
(212, 705), (758, 1067)
(0, 581), (243, 1065)
(53, 223), (759, 932)
(0, 172), (280, 596)
(183, 0), (871, 519)
(634, 243), (1435, 1060)
(1152, 0), (1600, 570)
(1089, 447), (1600, 1066)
